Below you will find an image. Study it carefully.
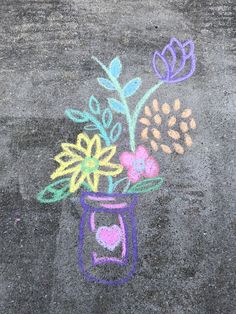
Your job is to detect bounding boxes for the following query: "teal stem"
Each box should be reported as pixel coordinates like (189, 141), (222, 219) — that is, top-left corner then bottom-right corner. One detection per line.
(107, 176), (113, 193)
(92, 56), (134, 151)
(85, 112), (111, 146)
(122, 180), (131, 193)
(112, 177), (128, 190)
(130, 81), (164, 148)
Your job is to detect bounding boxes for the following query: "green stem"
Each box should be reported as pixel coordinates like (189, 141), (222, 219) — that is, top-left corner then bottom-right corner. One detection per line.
(92, 56), (134, 151)
(131, 81), (163, 145)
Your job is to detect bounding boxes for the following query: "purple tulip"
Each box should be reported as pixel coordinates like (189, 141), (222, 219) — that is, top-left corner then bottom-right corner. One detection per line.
(152, 38), (196, 83)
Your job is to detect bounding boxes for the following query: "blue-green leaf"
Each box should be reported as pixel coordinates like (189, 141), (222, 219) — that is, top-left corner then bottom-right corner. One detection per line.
(89, 95), (100, 114)
(127, 177), (164, 194)
(110, 122), (122, 142)
(109, 57), (122, 78)
(97, 78), (115, 90)
(65, 109), (88, 123)
(84, 124), (98, 131)
(108, 98), (126, 114)
(102, 108), (113, 128)
(123, 78), (141, 97)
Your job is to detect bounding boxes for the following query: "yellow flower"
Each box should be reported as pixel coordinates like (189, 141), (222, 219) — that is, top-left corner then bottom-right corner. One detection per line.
(51, 133), (123, 192)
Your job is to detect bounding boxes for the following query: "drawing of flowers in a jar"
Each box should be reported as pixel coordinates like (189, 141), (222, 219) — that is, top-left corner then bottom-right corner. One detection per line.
(37, 38), (197, 285)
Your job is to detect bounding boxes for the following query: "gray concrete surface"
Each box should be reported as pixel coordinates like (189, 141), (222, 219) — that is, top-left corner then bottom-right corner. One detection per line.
(0, 0), (235, 313)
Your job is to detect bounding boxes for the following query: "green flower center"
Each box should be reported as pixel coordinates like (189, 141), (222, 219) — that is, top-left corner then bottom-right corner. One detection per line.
(81, 157), (99, 174)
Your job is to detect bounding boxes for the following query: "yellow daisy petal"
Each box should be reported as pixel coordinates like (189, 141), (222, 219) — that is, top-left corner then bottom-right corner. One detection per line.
(59, 145), (85, 160)
(87, 134), (101, 157)
(76, 133), (90, 156)
(70, 169), (87, 193)
(86, 172), (100, 192)
(54, 152), (74, 164)
(51, 163), (81, 180)
(97, 162), (123, 176)
(96, 145), (116, 163)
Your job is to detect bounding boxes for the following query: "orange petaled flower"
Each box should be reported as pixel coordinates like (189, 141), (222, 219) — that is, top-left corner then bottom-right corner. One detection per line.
(140, 98), (197, 154)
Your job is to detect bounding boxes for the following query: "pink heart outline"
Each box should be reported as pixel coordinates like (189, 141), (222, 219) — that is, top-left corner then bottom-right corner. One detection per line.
(96, 225), (122, 251)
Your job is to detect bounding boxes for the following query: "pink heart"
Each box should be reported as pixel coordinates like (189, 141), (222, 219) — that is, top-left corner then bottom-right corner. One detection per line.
(96, 225), (122, 251)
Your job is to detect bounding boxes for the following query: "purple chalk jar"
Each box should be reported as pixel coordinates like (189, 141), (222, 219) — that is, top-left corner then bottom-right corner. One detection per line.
(78, 192), (138, 285)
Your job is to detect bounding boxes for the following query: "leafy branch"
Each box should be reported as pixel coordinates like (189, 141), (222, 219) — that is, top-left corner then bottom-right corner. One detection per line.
(92, 56), (163, 152)
(65, 96), (122, 146)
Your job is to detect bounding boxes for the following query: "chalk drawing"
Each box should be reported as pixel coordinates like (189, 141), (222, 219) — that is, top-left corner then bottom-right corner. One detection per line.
(37, 37), (197, 285)
(140, 98), (197, 154)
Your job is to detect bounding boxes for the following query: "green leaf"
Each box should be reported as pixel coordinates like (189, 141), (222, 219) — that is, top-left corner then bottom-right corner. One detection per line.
(108, 98), (126, 114)
(127, 177), (164, 194)
(65, 109), (88, 123)
(110, 122), (122, 143)
(37, 179), (93, 204)
(123, 78), (141, 97)
(109, 57), (122, 78)
(89, 95), (100, 114)
(97, 78), (115, 90)
(102, 108), (113, 128)
(36, 178), (72, 204)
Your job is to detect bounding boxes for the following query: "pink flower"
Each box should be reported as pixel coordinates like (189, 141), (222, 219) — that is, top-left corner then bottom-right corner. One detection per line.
(119, 146), (159, 183)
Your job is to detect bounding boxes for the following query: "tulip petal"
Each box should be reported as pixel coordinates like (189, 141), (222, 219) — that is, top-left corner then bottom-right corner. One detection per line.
(169, 38), (186, 80)
(162, 45), (176, 72)
(183, 40), (195, 58)
(152, 50), (170, 81)
(170, 53), (196, 83)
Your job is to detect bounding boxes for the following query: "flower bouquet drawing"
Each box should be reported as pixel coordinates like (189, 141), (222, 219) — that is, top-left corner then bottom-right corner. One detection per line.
(37, 38), (197, 285)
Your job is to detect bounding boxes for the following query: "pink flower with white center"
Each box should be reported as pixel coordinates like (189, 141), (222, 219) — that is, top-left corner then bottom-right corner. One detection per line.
(119, 146), (159, 183)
